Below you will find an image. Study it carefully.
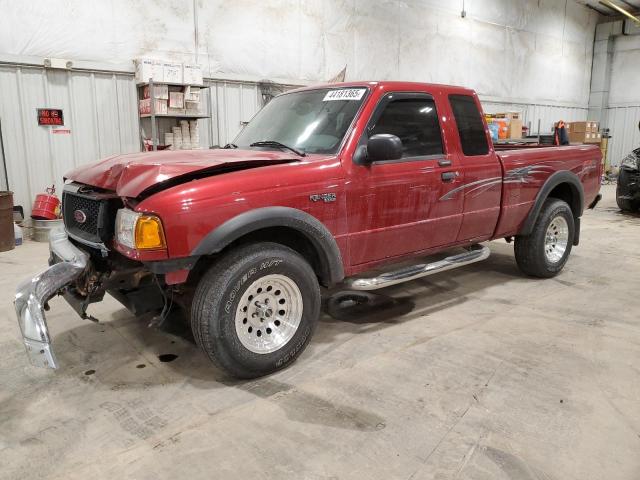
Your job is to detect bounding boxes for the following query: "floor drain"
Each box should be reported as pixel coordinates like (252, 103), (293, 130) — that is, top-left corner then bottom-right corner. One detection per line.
(136, 364), (146, 369)
(84, 369), (95, 376)
(158, 354), (178, 363)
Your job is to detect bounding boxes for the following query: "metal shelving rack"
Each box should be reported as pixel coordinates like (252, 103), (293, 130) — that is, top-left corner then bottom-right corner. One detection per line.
(137, 78), (210, 151)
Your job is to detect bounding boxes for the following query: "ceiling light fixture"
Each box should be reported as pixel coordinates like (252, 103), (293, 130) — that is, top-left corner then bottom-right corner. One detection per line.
(599, 0), (640, 25)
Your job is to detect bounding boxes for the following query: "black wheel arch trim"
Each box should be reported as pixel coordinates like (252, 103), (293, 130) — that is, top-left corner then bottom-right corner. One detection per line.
(145, 256), (200, 275)
(191, 206), (345, 286)
(519, 170), (584, 244)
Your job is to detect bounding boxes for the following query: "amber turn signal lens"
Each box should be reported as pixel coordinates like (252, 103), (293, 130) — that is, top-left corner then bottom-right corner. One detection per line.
(134, 216), (166, 250)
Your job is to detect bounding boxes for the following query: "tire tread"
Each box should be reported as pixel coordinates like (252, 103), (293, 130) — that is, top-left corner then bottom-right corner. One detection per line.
(514, 198), (574, 278)
(191, 242), (320, 378)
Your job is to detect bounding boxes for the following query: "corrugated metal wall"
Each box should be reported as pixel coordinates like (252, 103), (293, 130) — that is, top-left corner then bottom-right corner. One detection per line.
(0, 65), (272, 214)
(481, 101), (588, 135)
(200, 80), (264, 148)
(605, 106), (640, 166)
(0, 65), (139, 213)
(483, 99), (640, 167)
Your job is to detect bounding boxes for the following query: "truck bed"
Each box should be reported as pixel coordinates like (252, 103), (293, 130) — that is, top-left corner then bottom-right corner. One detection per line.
(493, 144), (602, 238)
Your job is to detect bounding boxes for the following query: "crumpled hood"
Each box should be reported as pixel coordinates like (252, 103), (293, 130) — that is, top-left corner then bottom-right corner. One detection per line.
(64, 149), (301, 197)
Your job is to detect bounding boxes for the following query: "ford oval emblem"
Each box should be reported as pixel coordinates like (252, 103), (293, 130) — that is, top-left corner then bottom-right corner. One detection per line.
(73, 209), (87, 224)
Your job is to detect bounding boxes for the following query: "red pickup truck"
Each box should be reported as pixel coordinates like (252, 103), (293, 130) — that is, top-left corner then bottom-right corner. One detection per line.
(15, 81), (602, 378)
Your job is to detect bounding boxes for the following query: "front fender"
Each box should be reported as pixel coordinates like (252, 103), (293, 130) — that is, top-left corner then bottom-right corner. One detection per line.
(191, 206), (345, 286)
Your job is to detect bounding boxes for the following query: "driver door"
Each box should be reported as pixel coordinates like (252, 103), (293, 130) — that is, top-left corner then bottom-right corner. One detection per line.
(346, 91), (464, 267)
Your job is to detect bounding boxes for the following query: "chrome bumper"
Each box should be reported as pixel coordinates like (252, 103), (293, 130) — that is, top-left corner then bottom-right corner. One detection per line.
(14, 226), (88, 368)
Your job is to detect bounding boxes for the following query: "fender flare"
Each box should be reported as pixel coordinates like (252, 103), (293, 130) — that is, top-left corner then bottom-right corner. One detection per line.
(519, 170), (584, 238)
(191, 206), (345, 286)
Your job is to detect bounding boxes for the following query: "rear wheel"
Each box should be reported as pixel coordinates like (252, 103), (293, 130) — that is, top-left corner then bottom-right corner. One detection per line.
(191, 242), (321, 379)
(514, 199), (574, 278)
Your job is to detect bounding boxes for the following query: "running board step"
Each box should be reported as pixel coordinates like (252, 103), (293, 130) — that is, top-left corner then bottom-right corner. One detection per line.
(345, 244), (491, 291)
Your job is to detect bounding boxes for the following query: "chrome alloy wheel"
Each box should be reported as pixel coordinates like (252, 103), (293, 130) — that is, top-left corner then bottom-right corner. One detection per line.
(235, 274), (303, 354)
(544, 216), (569, 263)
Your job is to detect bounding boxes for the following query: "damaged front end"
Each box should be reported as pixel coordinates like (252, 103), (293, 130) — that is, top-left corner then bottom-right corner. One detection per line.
(14, 227), (88, 368)
(14, 225), (167, 369)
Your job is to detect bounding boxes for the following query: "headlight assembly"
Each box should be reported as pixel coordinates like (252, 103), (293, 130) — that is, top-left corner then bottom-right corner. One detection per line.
(115, 209), (166, 250)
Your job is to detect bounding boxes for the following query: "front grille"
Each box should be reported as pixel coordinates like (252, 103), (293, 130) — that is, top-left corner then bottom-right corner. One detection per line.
(63, 194), (101, 240)
(62, 185), (120, 245)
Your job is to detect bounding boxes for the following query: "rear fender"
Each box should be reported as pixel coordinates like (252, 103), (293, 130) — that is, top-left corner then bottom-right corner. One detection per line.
(519, 171), (584, 245)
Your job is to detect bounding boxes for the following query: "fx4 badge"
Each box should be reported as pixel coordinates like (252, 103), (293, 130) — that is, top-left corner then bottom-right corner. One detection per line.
(309, 193), (336, 203)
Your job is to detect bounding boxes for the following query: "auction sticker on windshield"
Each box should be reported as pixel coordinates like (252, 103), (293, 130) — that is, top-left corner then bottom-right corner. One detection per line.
(323, 89), (366, 101)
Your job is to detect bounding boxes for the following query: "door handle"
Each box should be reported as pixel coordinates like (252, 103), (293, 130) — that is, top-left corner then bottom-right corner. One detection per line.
(438, 159), (452, 167)
(441, 171), (458, 182)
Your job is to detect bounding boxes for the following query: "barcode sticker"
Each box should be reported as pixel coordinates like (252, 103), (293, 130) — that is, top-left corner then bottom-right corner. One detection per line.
(323, 89), (366, 101)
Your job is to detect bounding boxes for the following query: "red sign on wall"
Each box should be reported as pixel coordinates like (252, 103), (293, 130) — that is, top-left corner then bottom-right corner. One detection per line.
(37, 108), (64, 126)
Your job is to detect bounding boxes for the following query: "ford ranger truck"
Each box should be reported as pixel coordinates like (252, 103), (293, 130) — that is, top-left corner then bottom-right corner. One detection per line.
(14, 82), (603, 378)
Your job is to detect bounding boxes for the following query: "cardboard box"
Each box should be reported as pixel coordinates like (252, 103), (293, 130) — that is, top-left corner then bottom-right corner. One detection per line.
(139, 98), (168, 115)
(508, 119), (523, 139)
(486, 112), (521, 121)
(169, 92), (185, 108)
(568, 121), (588, 133)
(183, 64), (203, 85)
(135, 58), (163, 83)
(568, 131), (587, 143)
(568, 131), (601, 144)
(142, 84), (168, 100)
(587, 132), (602, 144)
(163, 62), (183, 84)
(185, 86), (201, 102)
(185, 100), (202, 115)
(568, 121), (600, 134)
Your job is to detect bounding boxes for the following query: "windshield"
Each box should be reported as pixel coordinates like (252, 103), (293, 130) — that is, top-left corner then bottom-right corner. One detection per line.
(233, 87), (368, 154)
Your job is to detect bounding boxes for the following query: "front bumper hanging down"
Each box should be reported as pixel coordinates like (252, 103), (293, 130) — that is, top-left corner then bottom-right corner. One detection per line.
(14, 227), (88, 369)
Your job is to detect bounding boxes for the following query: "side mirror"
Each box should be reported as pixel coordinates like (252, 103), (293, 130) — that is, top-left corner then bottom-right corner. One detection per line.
(355, 134), (403, 164)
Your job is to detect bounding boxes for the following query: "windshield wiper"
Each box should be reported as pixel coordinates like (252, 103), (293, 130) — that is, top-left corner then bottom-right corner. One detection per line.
(222, 143), (237, 149)
(249, 141), (306, 157)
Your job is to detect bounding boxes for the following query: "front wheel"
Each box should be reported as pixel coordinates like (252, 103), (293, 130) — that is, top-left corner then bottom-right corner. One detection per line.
(514, 199), (574, 278)
(191, 242), (321, 379)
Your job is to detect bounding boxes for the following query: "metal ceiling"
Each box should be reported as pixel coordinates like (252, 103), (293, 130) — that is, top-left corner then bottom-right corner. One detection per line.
(578, 0), (640, 16)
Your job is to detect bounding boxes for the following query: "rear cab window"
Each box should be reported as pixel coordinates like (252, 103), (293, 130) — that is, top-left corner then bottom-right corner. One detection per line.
(449, 94), (489, 156)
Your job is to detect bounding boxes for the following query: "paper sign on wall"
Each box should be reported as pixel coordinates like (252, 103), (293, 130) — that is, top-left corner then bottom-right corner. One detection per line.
(323, 89), (366, 101)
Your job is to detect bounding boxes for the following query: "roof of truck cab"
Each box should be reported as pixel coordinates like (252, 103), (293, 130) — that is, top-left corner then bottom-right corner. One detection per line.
(286, 81), (478, 97)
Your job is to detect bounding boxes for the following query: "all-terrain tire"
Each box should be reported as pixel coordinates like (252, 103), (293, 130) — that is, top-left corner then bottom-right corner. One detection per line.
(191, 242), (320, 379)
(616, 169), (640, 212)
(514, 199), (574, 278)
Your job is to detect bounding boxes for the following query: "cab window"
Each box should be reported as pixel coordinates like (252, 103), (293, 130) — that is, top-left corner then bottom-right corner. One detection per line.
(449, 94), (489, 156)
(369, 97), (443, 158)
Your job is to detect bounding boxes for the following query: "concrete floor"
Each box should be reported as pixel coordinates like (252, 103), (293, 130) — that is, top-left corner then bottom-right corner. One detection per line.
(1, 184), (639, 480)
